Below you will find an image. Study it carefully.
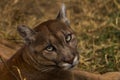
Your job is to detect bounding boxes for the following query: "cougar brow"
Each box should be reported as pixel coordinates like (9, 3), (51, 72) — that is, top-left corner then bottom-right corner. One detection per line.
(45, 23), (65, 47)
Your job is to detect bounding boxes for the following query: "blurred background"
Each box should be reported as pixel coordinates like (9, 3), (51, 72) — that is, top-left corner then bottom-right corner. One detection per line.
(0, 0), (120, 74)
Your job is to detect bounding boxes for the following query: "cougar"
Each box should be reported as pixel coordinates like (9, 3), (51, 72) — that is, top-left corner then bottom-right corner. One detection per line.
(0, 4), (120, 80)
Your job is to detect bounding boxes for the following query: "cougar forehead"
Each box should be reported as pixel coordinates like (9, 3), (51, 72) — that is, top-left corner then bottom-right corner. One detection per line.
(35, 20), (72, 35)
(33, 20), (73, 47)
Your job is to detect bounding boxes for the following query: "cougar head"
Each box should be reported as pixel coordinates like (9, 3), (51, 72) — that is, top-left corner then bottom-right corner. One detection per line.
(17, 4), (79, 71)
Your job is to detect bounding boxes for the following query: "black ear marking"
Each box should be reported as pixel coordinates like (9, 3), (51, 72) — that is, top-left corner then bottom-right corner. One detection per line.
(56, 4), (70, 25)
(17, 25), (35, 45)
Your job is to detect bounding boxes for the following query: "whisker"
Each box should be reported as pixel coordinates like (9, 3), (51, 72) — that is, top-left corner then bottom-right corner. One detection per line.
(40, 67), (54, 72)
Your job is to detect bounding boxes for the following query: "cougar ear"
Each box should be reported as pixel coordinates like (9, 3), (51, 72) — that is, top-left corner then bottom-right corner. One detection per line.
(17, 25), (35, 45)
(56, 4), (70, 25)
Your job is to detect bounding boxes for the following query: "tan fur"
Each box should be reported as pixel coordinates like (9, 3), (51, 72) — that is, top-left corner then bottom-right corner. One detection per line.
(0, 40), (21, 60)
(0, 4), (120, 80)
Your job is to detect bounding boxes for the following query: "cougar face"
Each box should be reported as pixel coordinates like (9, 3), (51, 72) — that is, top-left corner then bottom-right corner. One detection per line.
(17, 4), (79, 70)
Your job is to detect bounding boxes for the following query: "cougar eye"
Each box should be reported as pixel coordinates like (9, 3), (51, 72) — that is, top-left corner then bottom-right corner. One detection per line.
(65, 34), (72, 42)
(46, 45), (55, 51)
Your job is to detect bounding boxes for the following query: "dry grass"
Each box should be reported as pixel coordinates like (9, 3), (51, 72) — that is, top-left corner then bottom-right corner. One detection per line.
(0, 0), (120, 74)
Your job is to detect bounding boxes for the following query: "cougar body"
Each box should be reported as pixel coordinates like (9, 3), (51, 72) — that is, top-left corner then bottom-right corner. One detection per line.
(0, 4), (120, 80)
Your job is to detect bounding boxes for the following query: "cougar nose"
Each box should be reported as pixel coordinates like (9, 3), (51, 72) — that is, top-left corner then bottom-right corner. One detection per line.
(63, 56), (74, 64)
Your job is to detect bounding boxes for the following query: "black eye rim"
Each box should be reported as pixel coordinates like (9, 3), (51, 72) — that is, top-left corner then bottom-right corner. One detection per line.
(65, 34), (72, 42)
